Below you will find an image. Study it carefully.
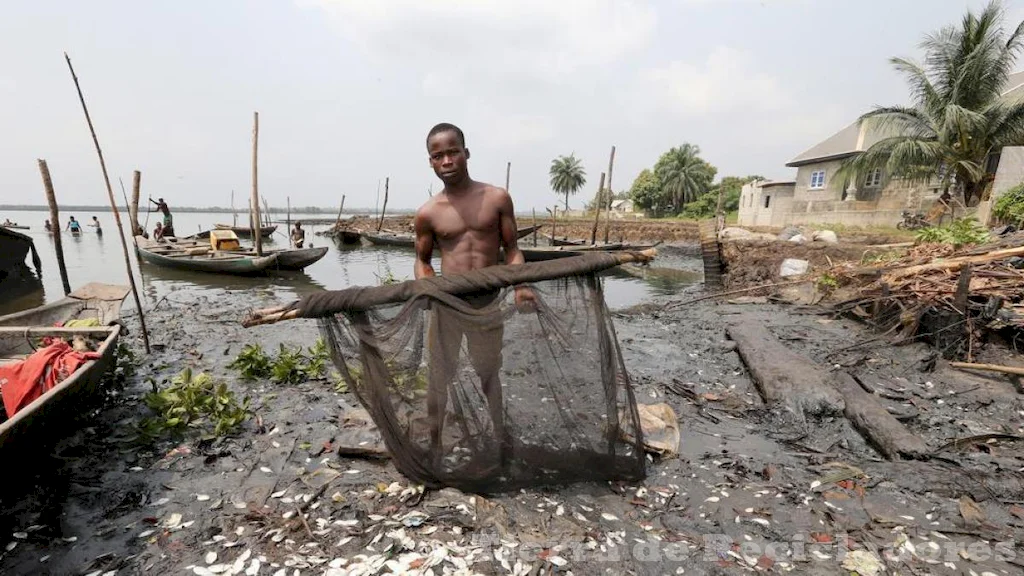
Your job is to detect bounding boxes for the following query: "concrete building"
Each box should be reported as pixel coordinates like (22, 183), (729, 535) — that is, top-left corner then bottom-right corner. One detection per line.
(739, 72), (1024, 228)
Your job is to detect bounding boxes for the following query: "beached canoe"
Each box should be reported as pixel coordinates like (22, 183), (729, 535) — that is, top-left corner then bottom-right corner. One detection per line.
(363, 225), (543, 248)
(135, 236), (280, 275)
(511, 243), (660, 262)
(214, 224), (278, 239)
(0, 224), (30, 230)
(0, 283), (128, 452)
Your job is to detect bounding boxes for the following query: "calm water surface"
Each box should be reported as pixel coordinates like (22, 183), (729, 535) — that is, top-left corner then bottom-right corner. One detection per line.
(1, 210), (700, 316)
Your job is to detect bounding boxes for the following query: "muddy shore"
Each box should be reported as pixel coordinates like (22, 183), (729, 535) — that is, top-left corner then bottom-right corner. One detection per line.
(1, 264), (1023, 575)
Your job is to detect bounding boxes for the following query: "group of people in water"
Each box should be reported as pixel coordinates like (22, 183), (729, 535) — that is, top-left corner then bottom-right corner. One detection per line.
(43, 216), (102, 235)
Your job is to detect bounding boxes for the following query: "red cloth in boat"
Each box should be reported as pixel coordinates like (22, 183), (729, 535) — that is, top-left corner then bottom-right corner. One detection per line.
(0, 341), (99, 418)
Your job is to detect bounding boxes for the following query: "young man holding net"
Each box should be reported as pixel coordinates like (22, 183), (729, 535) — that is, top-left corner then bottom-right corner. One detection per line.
(414, 123), (536, 470)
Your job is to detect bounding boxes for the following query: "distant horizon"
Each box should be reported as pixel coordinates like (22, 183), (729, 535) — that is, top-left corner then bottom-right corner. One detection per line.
(0, 204), (414, 215)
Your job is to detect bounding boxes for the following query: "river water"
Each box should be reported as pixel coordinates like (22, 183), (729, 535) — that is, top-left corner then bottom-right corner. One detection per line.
(1, 210), (701, 316)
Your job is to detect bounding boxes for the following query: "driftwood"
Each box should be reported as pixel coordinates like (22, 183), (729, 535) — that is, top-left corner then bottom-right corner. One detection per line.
(835, 373), (930, 460)
(950, 361), (1024, 377)
(884, 245), (1024, 281)
(726, 321), (845, 419)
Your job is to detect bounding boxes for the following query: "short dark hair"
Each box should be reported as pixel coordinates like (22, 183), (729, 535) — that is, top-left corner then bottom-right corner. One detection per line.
(426, 123), (465, 147)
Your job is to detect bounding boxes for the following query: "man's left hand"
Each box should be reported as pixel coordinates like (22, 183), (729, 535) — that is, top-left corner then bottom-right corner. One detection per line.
(514, 285), (538, 313)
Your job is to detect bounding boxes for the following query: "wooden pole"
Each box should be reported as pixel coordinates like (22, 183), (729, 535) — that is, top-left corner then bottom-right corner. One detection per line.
(377, 177), (389, 232)
(262, 196), (271, 227)
(117, 178), (138, 248)
(551, 206), (557, 244)
(590, 172), (606, 245)
(63, 53), (150, 354)
(602, 145), (616, 244)
(38, 159), (71, 295)
(252, 111), (263, 256)
(505, 161), (511, 192)
(334, 195), (346, 229)
(232, 190), (237, 227)
(532, 208), (538, 247)
(130, 171), (142, 235)
(286, 196), (291, 246)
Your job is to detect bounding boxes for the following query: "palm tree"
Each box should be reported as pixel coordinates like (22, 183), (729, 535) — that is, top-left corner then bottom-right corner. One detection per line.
(653, 143), (716, 211)
(549, 154), (587, 210)
(840, 1), (1024, 204)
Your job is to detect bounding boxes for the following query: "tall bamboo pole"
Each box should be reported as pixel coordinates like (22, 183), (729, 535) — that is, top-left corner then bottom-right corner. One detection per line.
(334, 195), (346, 228)
(38, 159), (71, 295)
(505, 161), (511, 192)
(252, 111), (262, 256)
(602, 145), (616, 244)
(589, 172), (606, 245)
(64, 53), (150, 353)
(377, 177), (389, 232)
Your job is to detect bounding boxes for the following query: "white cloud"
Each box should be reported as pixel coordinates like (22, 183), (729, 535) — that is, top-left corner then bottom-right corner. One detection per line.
(640, 46), (787, 116)
(298, 0), (657, 84)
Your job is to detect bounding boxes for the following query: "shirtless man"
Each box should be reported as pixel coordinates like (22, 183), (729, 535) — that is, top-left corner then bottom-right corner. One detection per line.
(414, 122), (536, 469)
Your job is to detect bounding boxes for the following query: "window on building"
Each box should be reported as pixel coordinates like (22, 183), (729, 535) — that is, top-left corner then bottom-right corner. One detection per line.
(764, 195), (771, 209)
(810, 170), (826, 189)
(864, 168), (882, 188)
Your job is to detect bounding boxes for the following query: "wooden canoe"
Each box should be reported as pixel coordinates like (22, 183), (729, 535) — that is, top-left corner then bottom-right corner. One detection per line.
(0, 283), (128, 452)
(135, 236), (280, 275)
(0, 224), (30, 230)
(363, 225), (543, 248)
(271, 246), (328, 271)
(214, 224), (278, 239)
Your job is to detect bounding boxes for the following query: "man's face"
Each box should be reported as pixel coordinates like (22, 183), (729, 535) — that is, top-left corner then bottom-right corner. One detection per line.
(427, 131), (469, 185)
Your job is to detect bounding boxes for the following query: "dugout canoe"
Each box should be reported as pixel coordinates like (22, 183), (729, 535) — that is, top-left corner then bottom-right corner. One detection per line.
(0, 224), (30, 230)
(0, 282), (128, 453)
(214, 223), (278, 239)
(135, 236), (280, 275)
(363, 225), (543, 248)
(271, 246), (328, 271)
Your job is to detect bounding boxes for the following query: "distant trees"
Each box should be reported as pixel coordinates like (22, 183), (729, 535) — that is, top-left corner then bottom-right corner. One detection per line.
(549, 154), (587, 211)
(654, 144), (717, 210)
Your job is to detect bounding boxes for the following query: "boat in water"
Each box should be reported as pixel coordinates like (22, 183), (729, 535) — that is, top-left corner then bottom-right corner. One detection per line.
(213, 223), (278, 239)
(135, 235), (280, 275)
(0, 283), (128, 453)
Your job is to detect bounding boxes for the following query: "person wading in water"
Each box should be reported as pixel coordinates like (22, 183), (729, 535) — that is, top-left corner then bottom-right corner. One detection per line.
(291, 221), (305, 248)
(413, 122), (536, 471)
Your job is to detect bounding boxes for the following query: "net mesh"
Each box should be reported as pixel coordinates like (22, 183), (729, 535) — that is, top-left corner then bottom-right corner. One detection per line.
(316, 272), (647, 492)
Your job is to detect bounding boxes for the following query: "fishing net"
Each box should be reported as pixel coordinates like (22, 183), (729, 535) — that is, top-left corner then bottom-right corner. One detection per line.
(254, 253), (650, 492)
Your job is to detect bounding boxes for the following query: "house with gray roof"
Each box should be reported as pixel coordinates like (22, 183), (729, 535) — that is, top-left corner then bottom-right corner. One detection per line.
(739, 71), (1024, 228)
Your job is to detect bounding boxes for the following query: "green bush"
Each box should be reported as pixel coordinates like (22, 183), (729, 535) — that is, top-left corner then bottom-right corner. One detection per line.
(992, 183), (1024, 225)
(140, 368), (250, 439)
(914, 217), (990, 247)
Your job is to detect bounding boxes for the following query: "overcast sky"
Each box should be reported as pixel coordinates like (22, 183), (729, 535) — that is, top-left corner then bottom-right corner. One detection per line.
(2, 0), (1021, 212)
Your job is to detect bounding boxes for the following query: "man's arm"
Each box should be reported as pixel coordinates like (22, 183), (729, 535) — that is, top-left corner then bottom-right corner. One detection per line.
(413, 209), (436, 279)
(497, 188), (525, 266)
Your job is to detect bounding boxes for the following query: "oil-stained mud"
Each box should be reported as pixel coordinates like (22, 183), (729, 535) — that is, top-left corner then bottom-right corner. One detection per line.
(1, 281), (1022, 575)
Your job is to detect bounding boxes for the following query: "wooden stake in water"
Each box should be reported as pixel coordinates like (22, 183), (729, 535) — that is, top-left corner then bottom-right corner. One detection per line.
(130, 171), (142, 235)
(590, 172), (606, 245)
(377, 177), (389, 232)
(603, 145), (616, 244)
(286, 196), (291, 246)
(505, 161), (511, 192)
(334, 195), (346, 229)
(532, 208), (538, 247)
(37, 159), (71, 295)
(64, 53), (150, 353)
(252, 111), (263, 256)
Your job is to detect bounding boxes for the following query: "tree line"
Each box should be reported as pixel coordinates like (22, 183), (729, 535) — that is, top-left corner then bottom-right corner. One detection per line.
(547, 144), (761, 219)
